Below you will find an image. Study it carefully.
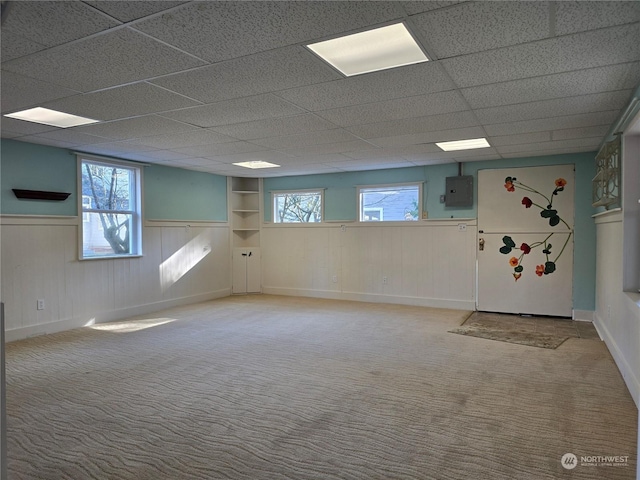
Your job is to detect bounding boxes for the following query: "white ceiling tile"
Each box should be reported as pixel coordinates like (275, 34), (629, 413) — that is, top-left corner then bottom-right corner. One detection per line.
(211, 114), (336, 141)
(484, 111), (620, 137)
(160, 95), (305, 128)
(282, 140), (379, 156)
(1, 131), (22, 139)
(133, 1), (405, 63)
(171, 158), (226, 168)
(16, 135), (78, 149)
(198, 150), (292, 165)
(77, 141), (159, 156)
(551, 125), (610, 142)
(151, 46), (340, 104)
(251, 129), (362, 150)
(500, 146), (598, 159)
(496, 137), (602, 155)
(369, 126), (487, 148)
(344, 144), (443, 160)
(476, 91), (632, 125)
(0, 30), (46, 62)
(347, 111), (479, 139)
(276, 62), (456, 111)
(400, 1), (468, 16)
(449, 153), (501, 163)
(441, 24), (640, 88)
(131, 129), (237, 149)
(0, 117), (58, 136)
(411, 1), (549, 59)
(43, 83), (201, 122)
(133, 150), (194, 162)
(460, 63), (640, 109)
(1, 2), (119, 48)
(488, 132), (552, 147)
(277, 154), (355, 165)
(329, 160), (418, 171)
(27, 129), (111, 146)
(316, 91), (469, 127)
(73, 115), (198, 140)
(1, 71), (79, 114)
(2, 28), (206, 92)
(87, 1), (187, 22)
(555, 1), (640, 36)
(404, 147), (500, 161)
(171, 142), (265, 158)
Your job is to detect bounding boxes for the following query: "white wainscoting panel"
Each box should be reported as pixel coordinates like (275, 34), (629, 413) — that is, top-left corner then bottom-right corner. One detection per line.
(262, 221), (477, 310)
(593, 210), (640, 408)
(1, 217), (231, 341)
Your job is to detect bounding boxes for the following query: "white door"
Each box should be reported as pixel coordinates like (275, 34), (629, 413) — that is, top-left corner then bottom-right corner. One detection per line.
(232, 247), (261, 294)
(477, 165), (574, 317)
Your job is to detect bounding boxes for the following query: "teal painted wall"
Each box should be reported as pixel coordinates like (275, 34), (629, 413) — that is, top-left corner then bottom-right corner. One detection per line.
(263, 151), (597, 311)
(1, 139), (78, 216)
(1, 139), (227, 221)
(144, 164), (227, 221)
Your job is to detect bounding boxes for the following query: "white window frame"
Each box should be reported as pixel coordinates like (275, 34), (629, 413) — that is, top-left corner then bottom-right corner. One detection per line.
(272, 189), (324, 223)
(357, 182), (423, 223)
(78, 155), (143, 259)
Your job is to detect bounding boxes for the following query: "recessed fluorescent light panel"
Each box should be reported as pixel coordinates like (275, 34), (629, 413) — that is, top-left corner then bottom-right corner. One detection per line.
(233, 161), (280, 169)
(436, 138), (491, 151)
(307, 23), (428, 77)
(4, 107), (99, 128)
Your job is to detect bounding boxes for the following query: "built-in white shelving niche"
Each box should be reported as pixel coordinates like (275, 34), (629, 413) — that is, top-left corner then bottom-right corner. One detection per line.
(592, 133), (621, 209)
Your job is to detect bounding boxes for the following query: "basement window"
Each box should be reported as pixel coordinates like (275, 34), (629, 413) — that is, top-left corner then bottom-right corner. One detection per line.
(273, 190), (323, 223)
(358, 184), (422, 222)
(79, 157), (142, 259)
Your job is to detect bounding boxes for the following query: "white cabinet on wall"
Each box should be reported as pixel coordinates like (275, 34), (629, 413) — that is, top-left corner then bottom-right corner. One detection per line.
(229, 177), (262, 294)
(233, 247), (261, 293)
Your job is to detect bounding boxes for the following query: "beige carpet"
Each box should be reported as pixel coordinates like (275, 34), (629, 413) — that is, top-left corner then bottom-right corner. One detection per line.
(6, 295), (638, 479)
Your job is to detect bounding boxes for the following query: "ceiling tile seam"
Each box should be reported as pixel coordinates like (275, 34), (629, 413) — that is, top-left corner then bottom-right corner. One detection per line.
(87, 1), (195, 27)
(402, 17), (437, 62)
(144, 45), (344, 98)
(482, 108), (623, 129)
(456, 59), (640, 95)
(76, 1), (125, 26)
(66, 113), (240, 140)
(467, 87), (635, 114)
(1, 23), (134, 68)
(435, 21), (639, 63)
(476, 102), (633, 127)
(425, 53), (494, 149)
(123, 26), (211, 65)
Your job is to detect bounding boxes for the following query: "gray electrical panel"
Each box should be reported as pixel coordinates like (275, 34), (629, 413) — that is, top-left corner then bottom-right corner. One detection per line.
(445, 175), (473, 207)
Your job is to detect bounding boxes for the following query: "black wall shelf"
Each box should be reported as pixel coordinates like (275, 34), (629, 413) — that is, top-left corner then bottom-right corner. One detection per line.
(12, 189), (71, 201)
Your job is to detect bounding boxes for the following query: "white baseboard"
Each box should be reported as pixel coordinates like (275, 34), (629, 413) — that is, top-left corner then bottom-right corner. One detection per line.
(572, 310), (594, 322)
(262, 286), (476, 311)
(6, 288), (231, 343)
(593, 313), (640, 409)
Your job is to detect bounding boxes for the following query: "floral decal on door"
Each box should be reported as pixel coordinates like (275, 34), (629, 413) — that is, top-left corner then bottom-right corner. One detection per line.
(499, 176), (572, 281)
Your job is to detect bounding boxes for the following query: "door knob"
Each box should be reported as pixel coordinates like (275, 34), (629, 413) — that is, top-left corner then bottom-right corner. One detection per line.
(479, 238), (485, 251)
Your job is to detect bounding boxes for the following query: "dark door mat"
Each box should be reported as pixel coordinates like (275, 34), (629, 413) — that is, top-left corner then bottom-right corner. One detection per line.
(449, 311), (598, 349)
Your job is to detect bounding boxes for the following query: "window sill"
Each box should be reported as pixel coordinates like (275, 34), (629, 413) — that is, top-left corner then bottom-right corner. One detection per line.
(79, 254), (143, 261)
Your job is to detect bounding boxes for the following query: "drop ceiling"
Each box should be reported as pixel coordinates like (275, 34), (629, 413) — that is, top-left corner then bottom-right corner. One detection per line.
(1, 0), (639, 178)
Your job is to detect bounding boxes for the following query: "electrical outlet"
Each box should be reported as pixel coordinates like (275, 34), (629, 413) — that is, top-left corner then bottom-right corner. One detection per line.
(458, 223), (467, 232)
(332, 275), (338, 283)
(37, 299), (45, 310)
(382, 276), (388, 284)
(341, 225), (346, 232)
